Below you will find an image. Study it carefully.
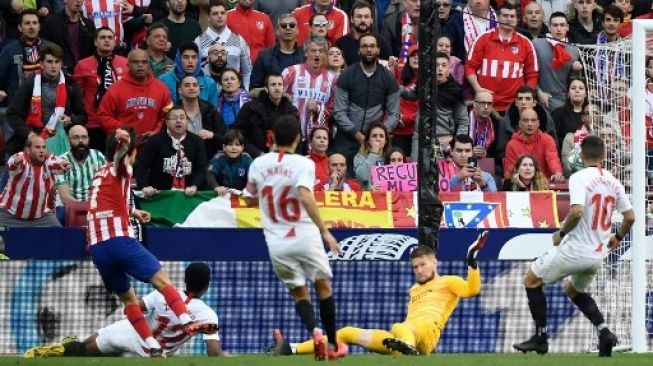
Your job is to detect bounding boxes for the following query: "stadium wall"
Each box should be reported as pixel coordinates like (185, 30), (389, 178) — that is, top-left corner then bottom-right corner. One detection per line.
(1, 228), (651, 355)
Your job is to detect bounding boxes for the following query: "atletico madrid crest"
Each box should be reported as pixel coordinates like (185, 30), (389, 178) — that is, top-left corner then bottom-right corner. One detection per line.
(256, 21), (264, 30)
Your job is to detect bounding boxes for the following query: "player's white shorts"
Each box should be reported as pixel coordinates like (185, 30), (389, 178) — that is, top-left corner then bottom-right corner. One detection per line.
(268, 237), (333, 289)
(531, 246), (602, 292)
(96, 319), (148, 357)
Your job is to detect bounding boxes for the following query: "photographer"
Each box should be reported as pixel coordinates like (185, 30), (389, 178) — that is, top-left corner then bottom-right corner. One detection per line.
(447, 134), (497, 192)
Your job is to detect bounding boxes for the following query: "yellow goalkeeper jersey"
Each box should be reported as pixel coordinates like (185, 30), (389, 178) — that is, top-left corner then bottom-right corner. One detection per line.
(405, 268), (481, 329)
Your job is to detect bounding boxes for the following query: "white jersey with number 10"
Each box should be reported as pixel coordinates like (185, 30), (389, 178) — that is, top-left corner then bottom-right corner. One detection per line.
(565, 167), (632, 258)
(245, 151), (319, 245)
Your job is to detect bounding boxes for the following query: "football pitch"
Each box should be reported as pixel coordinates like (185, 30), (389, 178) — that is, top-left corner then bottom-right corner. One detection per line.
(1, 354), (650, 366)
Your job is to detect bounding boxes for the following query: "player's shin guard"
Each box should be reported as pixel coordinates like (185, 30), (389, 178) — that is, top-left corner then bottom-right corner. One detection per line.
(319, 296), (338, 349)
(295, 299), (317, 333)
(63, 342), (86, 357)
(572, 292), (606, 328)
(161, 284), (191, 324)
(124, 303), (155, 343)
(526, 287), (547, 336)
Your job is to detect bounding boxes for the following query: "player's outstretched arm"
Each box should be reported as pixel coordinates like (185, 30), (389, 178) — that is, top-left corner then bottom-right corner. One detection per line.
(609, 209), (635, 250)
(553, 204), (584, 246)
(297, 186), (342, 255)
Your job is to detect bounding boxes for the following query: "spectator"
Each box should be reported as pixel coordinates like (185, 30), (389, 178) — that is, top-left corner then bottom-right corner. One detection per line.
(354, 122), (389, 190)
(468, 90), (495, 159)
(381, 0), (419, 65)
(254, 0), (305, 26)
(395, 45), (418, 157)
(203, 43), (229, 87)
(0, 0), (50, 41)
(206, 129), (252, 195)
(294, 0), (349, 46)
(195, 0), (252, 89)
(316, 152), (361, 191)
(561, 102), (593, 176)
(598, 5), (624, 45)
(73, 27), (129, 153)
(326, 45), (346, 76)
(533, 12), (582, 113)
(307, 126), (330, 184)
(42, 0), (96, 73)
(282, 36), (337, 151)
(519, 2), (548, 40)
(82, 0), (130, 49)
(6, 44), (87, 157)
(616, 0), (634, 37)
(233, 73), (299, 157)
(502, 154), (550, 191)
(160, 41), (219, 107)
(227, 0), (275, 63)
(123, 0), (156, 49)
(334, 1), (392, 65)
(56, 125), (106, 204)
(217, 68), (249, 128)
(503, 108), (564, 182)
(98, 48), (173, 140)
(552, 77), (588, 149)
(433, 52), (468, 144)
(157, 0), (202, 59)
(308, 13), (330, 40)
(568, 0), (603, 44)
(436, 34), (464, 90)
(533, 0), (572, 25)
(0, 135), (71, 227)
(145, 23), (175, 78)
(135, 107), (207, 195)
(333, 33), (400, 174)
(385, 146), (406, 164)
(465, 3), (538, 113)
(442, 0), (498, 62)
(177, 75), (226, 159)
(435, 0), (452, 25)
(250, 13), (306, 90)
(447, 134), (497, 192)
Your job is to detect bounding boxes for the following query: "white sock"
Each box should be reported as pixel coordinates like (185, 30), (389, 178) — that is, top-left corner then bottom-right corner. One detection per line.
(145, 337), (160, 349)
(179, 313), (191, 325)
(289, 343), (298, 354)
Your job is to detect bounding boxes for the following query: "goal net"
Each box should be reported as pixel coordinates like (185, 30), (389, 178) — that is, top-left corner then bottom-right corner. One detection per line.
(576, 29), (652, 353)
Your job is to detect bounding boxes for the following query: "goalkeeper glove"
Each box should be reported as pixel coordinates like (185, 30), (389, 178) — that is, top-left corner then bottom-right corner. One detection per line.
(467, 230), (488, 269)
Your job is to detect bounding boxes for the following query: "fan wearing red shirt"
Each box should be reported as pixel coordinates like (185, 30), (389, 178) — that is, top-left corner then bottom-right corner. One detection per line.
(293, 0), (349, 46)
(227, 0), (275, 63)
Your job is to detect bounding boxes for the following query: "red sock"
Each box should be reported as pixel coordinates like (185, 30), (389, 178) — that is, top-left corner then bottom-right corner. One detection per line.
(124, 303), (153, 341)
(161, 284), (189, 319)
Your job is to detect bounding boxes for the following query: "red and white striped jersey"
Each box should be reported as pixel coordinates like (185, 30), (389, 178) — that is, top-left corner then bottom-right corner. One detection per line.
(0, 152), (66, 220)
(83, 0), (125, 43)
(143, 289), (219, 354)
(282, 63), (336, 141)
(87, 159), (134, 245)
(464, 29), (539, 112)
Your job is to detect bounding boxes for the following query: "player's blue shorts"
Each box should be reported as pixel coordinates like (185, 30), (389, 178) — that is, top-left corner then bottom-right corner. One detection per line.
(90, 236), (162, 295)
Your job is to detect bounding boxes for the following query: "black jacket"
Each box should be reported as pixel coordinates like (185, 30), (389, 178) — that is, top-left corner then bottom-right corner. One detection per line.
(232, 91), (299, 157)
(41, 10), (96, 73)
(134, 131), (207, 190)
(333, 33), (393, 66)
(176, 99), (226, 160)
(568, 12), (603, 45)
(6, 74), (87, 155)
(250, 44), (305, 89)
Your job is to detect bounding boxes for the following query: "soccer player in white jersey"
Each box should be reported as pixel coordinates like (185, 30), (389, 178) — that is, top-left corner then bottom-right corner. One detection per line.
(513, 135), (635, 357)
(244, 115), (346, 361)
(24, 263), (230, 358)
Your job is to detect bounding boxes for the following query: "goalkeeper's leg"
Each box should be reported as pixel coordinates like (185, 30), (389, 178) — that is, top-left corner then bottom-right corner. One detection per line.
(287, 326), (394, 355)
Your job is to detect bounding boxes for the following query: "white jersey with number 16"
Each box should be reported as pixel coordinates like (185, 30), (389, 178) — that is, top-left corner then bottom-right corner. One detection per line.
(565, 167), (632, 258)
(245, 151), (319, 245)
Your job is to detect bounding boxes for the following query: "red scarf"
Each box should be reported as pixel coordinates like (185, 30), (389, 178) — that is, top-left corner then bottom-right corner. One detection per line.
(398, 11), (416, 68)
(26, 71), (67, 139)
(546, 34), (571, 69)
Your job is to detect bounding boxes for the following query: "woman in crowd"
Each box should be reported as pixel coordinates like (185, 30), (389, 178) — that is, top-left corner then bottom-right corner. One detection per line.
(354, 123), (390, 190)
(178, 75), (226, 160)
(502, 155), (550, 191)
(308, 14), (330, 41)
(552, 77), (588, 150)
(436, 35), (464, 88)
(217, 68), (249, 128)
(327, 46), (346, 76)
(561, 102), (595, 176)
(307, 127), (330, 185)
(385, 147), (407, 165)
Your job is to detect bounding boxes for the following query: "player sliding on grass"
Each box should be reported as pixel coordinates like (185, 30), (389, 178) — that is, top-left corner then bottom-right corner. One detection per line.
(271, 231), (487, 356)
(24, 262), (229, 358)
(513, 136), (635, 357)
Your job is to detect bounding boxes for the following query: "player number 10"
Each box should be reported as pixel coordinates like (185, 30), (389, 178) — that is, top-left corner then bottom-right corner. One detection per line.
(590, 193), (615, 231)
(261, 185), (301, 223)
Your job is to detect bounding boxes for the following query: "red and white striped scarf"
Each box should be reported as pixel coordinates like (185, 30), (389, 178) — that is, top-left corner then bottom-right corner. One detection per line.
(170, 134), (187, 190)
(463, 6), (498, 53)
(398, 11), (416, 68)
(26, 71), (67, 139)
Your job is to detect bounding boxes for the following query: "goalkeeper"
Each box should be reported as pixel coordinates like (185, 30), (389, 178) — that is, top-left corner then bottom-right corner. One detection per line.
(271, 231), (487, 356)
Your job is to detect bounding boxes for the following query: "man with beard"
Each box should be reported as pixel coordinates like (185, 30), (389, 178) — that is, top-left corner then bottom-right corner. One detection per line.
(42, 0), (96, 73)
(334, 1), (392, 65)
(157, 0), (202, 59)
(204, 43), (228, 88)
(250, 13), (305, 89)
(227, 0), (275, 63)
(333, 33), (399, 175)
(0, 135), (71, 227)
(195, 0), (251, 89)
(145, 24), (175, 78)
(56, 125), (106, 204)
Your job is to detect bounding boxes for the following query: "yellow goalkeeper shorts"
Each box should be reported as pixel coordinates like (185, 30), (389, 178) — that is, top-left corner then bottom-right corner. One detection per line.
(404, 319), (442, 355)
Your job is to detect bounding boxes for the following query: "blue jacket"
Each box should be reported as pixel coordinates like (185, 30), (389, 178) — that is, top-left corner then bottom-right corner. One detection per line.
(208, 152), (253, 190)
(0, 38), (54, 107)
(159, 49), (219, 108)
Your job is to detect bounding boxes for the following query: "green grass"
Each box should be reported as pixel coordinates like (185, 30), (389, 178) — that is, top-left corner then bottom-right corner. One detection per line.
(1, 354), (650, 366)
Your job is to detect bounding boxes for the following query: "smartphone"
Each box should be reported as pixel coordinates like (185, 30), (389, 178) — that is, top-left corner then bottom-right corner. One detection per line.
(467, 157), (478, 169)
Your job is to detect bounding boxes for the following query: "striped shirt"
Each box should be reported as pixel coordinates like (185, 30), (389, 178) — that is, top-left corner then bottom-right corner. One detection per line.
(282, 63), (337, 141)
(83, 0), (124, 43)
(0, 152), (67, 220)
(195, 27), (252, 89)
(56, 149), (107, 201)
(87, 159), (134, 245)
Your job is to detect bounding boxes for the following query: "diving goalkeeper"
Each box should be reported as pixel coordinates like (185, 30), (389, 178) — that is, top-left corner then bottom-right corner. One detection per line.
(271, 231), (487, 356)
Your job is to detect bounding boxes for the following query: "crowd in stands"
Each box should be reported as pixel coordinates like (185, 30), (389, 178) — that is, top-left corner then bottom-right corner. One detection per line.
(0, 0), (647, 228)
